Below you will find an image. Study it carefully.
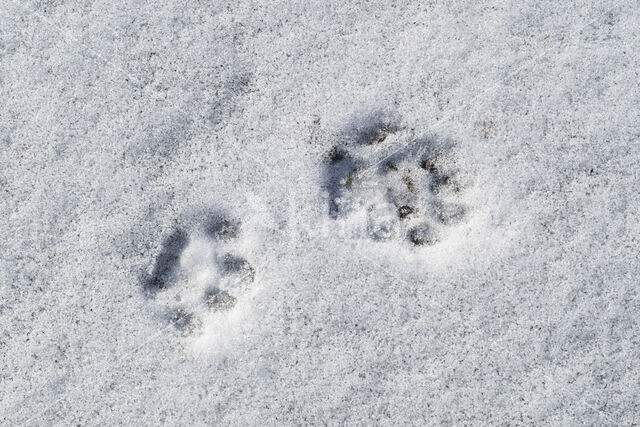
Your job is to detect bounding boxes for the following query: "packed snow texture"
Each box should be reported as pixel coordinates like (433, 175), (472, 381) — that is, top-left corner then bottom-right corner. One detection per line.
(1, 0), (640, 424)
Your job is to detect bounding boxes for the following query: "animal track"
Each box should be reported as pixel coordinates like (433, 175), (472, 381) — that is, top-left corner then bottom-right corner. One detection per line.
(324, 114), (469, 246)
(143, 213), (255, 336)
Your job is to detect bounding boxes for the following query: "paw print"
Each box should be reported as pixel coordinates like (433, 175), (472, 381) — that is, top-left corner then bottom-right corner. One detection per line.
(143, 213), (255, 335)
(324, 113), (469, 246)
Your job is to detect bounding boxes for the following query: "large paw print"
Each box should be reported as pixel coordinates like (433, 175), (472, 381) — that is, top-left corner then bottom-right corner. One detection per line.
(143, 214), (255, 335)
(324, 114), (469, 246)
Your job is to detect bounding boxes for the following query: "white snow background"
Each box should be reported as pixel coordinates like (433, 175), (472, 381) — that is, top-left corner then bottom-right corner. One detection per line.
(1, 0), (639, 424)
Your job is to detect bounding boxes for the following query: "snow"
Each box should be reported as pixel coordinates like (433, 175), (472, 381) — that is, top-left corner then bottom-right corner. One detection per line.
(1, 0), (639, 424)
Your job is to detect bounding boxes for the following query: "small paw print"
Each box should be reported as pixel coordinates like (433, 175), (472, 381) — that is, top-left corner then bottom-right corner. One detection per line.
(143, 213), (255, 335)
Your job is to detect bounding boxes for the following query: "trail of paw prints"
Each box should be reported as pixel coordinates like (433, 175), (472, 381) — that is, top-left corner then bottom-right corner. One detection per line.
(324, 113), (469, 247)
(143, 213), (255, 336)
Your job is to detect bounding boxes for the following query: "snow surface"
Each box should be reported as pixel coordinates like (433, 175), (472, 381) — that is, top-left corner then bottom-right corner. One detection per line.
(1, 0), (639, 424)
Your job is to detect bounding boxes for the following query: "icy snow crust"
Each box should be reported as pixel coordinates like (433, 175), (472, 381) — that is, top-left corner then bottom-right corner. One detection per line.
(1, 0), (640, 424)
